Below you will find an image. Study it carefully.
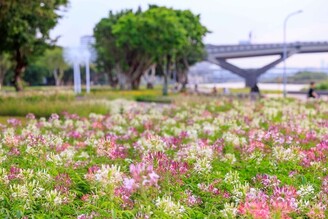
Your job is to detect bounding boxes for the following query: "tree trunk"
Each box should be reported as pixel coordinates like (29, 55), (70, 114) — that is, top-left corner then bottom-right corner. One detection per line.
(131, 77), (140, 90)
(14, 64), (25, 92)
(162, 58), (169, 96)
(107, 72), (118, 88)
(129, 59), (152, 90)
(53, 69), (61, 86)
(144, 64), (156, 89)
(0, 68), (5, 90)
(178, 70), (188, 92)
(13, 48), (26, 92)
(163, 73), (168, 96)
(117, 72), (131, 90)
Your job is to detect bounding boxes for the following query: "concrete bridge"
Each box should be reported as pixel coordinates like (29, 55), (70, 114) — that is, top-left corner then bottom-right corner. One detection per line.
(206, 41), (328, 88)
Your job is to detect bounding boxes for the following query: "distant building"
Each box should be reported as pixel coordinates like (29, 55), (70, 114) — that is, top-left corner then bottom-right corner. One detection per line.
(80, 35), (97, 62)
(80, 35), (95, 48)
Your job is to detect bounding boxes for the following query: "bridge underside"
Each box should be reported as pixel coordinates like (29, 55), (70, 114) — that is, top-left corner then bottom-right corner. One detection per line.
(208, 49), (299, 88)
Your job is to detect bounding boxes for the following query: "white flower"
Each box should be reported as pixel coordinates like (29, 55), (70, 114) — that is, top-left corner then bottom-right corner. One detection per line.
(36, 169), (52, 182)
(177, 142), (213, 162)
(137, 135), (167, 153)
(194, 158), (212, 174)
(79, 152), (90, 159)
(231, 182), (249, 203)
(60, 147), (75, 160)
(156, 196), (185, 218)
(47, 152), (63, 166)
(93, 165), (123, 188)
(272, 146), (300, 162)
(0, 168), (9, 184)
(0, 149), (7, 163)
(297, 184), (315, 199)
(44, 189), (66, 208)
(224, 171), (240, 185)
(221, 153), (237, 165)
(10, 183), (29, 199)
(220, 202), (238, 218)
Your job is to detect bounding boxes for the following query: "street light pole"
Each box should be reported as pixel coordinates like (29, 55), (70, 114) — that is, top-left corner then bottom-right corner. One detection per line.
(283, 10), (303, 98)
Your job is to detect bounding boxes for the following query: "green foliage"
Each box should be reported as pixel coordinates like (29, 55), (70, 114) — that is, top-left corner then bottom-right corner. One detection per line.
(23, 64), (48, 86)
(0, 0), (69, 91)
(135, 95), (172, 103)
(36, 47), (69, 86)
(94, 6), (208, 91)
(94, 10), (133, 87)
(317, 81), (328, 90)
(0, 53), (12, 87)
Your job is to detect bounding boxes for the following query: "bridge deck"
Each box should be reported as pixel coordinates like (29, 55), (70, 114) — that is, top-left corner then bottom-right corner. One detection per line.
(206, 41), (328, 59)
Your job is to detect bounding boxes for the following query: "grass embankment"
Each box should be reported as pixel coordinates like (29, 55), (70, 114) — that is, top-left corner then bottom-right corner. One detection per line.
(0, 90), (106, 118)
(0, 87), (175, 118)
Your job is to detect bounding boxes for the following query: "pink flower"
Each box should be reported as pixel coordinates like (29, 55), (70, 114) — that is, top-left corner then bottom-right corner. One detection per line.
(8, 166), (21, 180)
(81, 194), (90, 202)
(54, 173), (72, 194)
(321, 176), (328, 193)
(49, 113), (60, 122)
(114, 187), (134, 208)
(183, 190), (202, 206)
(26, 113), (36, 120)
(123, 178), (136, 191)
(7, 118), (21, 127)
(96, 139), (126, 159)
(307, 203), (325, 219)
(145, 171), (159, 186)
(129, 162), (160, 188)
(9, 147), (20, 156)
(239, 201), (270, 219)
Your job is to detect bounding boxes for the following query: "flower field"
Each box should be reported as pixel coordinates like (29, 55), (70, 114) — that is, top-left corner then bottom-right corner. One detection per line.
(0, 99), (327, 218)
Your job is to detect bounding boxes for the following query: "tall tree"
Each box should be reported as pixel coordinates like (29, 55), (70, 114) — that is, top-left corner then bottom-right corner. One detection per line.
(0, 53), (12, 89)
(0, 0), (69, 91)
(37, 47), (69, 86)
(94, 10), (133, 89)
(174, 9), (208, 90)
(137, 7), (189, 95)
(112, 11), (158, 90)
(94, 6), (208, 92)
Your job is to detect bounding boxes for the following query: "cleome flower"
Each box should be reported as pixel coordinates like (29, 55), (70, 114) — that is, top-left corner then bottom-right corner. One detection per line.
(86, 164), (123, 190)
(155, 196), (185, 218)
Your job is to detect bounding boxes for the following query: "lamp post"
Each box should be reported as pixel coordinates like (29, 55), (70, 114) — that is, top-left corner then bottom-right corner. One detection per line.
(283, 10), (303, 98)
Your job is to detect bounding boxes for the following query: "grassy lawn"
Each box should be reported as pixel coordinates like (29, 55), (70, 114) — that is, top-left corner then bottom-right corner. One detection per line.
(0, 86), (177, 118)
(0, 85), (283, 118)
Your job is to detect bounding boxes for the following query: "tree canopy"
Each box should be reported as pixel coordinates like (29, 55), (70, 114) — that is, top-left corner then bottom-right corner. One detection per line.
(94, 6), (208, 92)
(0, 0), (69, 91)
(37, 47), (69, 86)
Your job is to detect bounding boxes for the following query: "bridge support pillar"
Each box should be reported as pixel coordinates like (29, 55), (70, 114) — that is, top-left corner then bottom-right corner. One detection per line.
(207, 48), (300, 88)
(208, 55), (288, 88)
(244, 72), (259, 88)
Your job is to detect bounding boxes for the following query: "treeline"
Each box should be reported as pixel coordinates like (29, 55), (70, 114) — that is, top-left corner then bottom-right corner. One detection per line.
(0, 2), (208, 93)
(262, 71), (328, 84)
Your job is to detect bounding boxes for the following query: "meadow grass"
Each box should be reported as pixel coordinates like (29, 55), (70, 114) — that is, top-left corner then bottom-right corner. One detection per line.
(0, 85), (282, 118)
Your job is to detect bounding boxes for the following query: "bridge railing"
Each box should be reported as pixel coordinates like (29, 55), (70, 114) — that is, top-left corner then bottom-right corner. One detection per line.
(206, 41), (328, 55)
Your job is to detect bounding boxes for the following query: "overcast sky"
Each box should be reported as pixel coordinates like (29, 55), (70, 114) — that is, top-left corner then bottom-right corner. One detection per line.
(51, 0), (328, 68)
